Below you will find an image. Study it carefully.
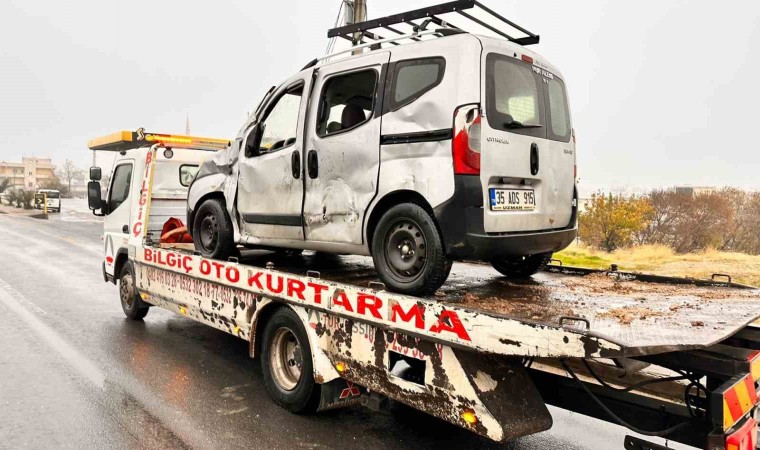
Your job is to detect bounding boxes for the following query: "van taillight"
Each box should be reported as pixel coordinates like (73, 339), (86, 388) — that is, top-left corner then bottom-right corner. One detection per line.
(452, 105), (481, 175)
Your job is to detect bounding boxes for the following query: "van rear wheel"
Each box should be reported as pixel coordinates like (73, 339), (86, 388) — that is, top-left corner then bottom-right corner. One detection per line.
(372, 203), (452, 296)
(192, 198), (236, 260)
(490, 252), (552, 279)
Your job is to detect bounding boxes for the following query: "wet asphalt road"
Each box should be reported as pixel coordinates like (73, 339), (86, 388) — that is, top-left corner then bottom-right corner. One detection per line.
(0, 200), (692, 449)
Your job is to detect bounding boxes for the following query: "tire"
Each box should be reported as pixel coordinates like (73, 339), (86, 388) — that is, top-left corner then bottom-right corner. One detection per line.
(192, 198), (236, 260)
(490, 252), (553, 278)
(371, 203), (452, 296)
(119, 262), (149, 320)
(260, 307), (321, 413)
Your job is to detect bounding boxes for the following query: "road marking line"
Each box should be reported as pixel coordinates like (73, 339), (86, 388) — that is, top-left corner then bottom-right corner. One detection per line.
(0, 278), (48, 316)
(0, 278), (105, 390)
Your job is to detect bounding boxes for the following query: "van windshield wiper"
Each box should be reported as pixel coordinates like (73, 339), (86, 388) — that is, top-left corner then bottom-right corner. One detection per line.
(504, 121), (543, 129)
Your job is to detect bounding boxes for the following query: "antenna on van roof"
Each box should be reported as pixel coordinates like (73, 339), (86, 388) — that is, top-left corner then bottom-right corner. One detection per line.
(326, 0), (539, 50)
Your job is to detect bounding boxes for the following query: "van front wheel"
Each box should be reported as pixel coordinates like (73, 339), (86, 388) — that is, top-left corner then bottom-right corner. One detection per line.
(372, 203), (452, 296)
(490, 252), (552, 279)
(192, 198), (236, 260)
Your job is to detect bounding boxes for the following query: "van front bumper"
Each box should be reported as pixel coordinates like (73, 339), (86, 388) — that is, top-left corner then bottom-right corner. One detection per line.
(434, 175), (577, 260)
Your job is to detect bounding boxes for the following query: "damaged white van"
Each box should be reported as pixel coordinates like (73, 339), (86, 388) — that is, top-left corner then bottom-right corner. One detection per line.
(188, 1), (577, 295)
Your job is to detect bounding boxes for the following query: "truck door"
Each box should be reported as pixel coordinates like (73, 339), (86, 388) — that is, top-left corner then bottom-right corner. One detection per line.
(103, 160), (135, 278)
(237, 73), (312, 241)
(303, 51), (389, 244)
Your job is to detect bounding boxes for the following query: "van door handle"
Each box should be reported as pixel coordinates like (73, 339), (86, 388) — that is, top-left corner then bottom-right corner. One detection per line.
(307, 150), (318, 179)
(291, 150), (301, 179)
(530, 143), (540, 175)
(122, 225), (129, 234)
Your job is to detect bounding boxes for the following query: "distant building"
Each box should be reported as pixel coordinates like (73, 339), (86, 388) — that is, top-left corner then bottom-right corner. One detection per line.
(674, 186), (715, 196)
(0, 157), (56, 190)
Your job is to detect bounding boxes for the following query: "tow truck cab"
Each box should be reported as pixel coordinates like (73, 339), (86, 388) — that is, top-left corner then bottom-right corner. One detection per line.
(86, 130), (228, 283)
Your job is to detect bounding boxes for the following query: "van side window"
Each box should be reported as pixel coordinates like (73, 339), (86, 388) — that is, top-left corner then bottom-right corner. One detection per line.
(260, 85), (303, 153)
(317, 70), (377, 137)
(390, 57), (445, 111)
(108, 163), (133, 212)
(546, 77), (571, 141)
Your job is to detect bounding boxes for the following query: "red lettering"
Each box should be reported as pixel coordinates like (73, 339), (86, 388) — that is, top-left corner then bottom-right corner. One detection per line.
(182, 256), (193, 273)
(307, 282), (328, 304)
(248, 271), (263, 289)
(156, 250), (166, 266)
(266, 273), (283, 294)
(166, 252), (176, 267)
(145, 151), (153, 164)
(139, 194), (147, 206)
(211, 261), (224, 279)
(332, 290), (353, 313)
(144, 248), (153, 262)
(390, 302), (425, 330)
(357, 293), (382, 319)
(132, 222), (142, 237)
(226, 267), (240, 283)
(200, 260), (211, 275)
(287, 279), (306, 300)
(429, 310), (471, 341)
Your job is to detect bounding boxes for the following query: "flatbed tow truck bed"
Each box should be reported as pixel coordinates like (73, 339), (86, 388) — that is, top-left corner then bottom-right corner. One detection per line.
(101, 142), (760, 450)
(226, 250), (760, 357)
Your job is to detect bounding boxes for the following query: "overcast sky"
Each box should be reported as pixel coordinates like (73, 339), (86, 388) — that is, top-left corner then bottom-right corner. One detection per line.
(1, 0), (758, 194)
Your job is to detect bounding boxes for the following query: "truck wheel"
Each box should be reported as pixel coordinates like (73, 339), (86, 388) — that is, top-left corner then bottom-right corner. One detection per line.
(192, 198), (236, 260)
(372, 203), (452, 296)
(260, 307), (320, 413)
(490, 252), (552, 278)
(119, 262), (149, 320)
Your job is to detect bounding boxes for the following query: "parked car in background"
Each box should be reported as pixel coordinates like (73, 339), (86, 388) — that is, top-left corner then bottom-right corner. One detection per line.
(35, 189), (61, 212)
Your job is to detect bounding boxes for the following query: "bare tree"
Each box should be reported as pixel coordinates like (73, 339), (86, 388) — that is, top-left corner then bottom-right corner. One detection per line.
(58, 159), (84, 197)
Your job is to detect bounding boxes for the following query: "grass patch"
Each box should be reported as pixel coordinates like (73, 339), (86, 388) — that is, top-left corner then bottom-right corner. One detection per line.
(555, 243), (760, 287)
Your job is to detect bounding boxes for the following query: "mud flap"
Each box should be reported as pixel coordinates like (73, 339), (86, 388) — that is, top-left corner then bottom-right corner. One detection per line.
(316, 378), (367, 412)
(454, 349), (553, 441)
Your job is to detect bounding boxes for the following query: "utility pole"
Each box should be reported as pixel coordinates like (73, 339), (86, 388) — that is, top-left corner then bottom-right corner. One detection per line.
(345, 0), (366, 55)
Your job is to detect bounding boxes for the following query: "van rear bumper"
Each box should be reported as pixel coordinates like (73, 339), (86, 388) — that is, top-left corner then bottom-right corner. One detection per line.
(461, 227), (577, 260)
(434, 175), (577, 260)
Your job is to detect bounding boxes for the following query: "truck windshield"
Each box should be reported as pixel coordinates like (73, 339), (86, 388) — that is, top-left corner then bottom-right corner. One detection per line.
(485, 53), (571, 142)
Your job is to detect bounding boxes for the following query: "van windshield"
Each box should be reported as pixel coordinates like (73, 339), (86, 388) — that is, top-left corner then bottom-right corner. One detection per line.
(485, 53), (571, 142)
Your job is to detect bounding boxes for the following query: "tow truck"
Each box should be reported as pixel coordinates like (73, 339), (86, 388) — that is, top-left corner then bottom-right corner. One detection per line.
(86, 130), (760, 450)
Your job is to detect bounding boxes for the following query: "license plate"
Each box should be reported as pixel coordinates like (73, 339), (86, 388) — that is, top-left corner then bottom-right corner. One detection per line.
(489, 188), (536, 211)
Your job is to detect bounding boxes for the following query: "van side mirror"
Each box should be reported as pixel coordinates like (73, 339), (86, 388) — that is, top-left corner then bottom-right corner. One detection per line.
(88, 181), (106, 216)
(90, 166), (102, 181)
(244, 124), (263, 158)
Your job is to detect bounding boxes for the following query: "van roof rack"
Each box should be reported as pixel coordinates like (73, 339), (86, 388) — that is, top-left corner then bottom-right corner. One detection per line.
(88, 128), (229, 152)
(327, 0), (539, 49)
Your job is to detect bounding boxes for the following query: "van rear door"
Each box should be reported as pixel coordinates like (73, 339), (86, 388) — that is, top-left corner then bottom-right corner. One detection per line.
(479, 48), (575, 234)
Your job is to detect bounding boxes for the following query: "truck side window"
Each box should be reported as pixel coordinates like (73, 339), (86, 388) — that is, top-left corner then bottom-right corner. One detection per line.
(317, 69), (377, 137)
(259, 85), (303, 153)
(108, 163), (133, 212)
(390, 57), (445, 111)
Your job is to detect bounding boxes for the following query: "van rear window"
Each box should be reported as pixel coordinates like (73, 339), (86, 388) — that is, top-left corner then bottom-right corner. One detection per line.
(485, 53), (571, 142)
